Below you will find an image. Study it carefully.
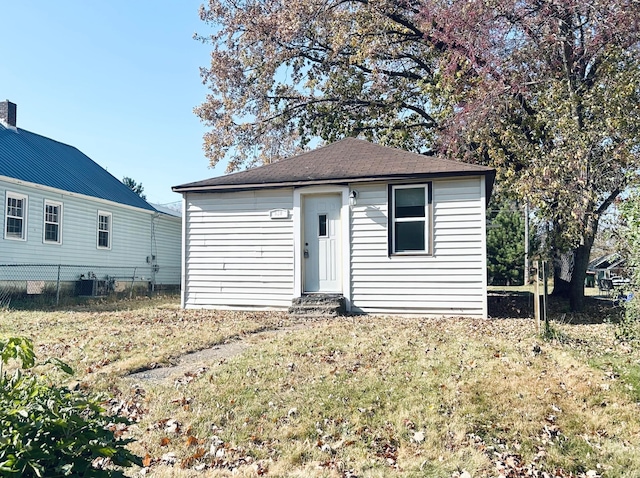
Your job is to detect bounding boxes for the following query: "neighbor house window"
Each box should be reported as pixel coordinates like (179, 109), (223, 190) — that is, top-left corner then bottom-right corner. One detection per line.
(390, 184), (431, 254)
(5, 192), (27, 241)
(97, 211), (112, 249)
(43, 200), (62, 244)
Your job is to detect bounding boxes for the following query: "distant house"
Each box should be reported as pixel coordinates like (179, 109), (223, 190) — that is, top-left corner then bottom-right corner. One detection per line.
(173, 138), (495, 318)
(0, 100), (181, 292)
(587, 253), (628, 292)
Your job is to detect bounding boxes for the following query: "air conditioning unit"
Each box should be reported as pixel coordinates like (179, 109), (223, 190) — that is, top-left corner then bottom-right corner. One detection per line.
(75, 279), (108, 297)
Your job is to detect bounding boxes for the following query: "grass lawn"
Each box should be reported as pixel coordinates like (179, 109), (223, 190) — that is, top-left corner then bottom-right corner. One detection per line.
(1, 294), (640, 477)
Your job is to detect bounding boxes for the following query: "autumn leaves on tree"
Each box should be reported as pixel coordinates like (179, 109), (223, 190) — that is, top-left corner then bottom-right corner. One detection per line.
(195, 0), (640, 311)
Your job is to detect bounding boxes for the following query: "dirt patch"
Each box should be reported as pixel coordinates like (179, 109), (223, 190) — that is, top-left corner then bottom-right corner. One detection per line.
(127, 324), (308, 383)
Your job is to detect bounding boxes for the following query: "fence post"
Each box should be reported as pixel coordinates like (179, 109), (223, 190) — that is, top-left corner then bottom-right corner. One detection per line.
(56, 265), (61, 306)
(533, 261), (540, 332)
(542, 260), (549, 332)
(130, 267), (136, 299)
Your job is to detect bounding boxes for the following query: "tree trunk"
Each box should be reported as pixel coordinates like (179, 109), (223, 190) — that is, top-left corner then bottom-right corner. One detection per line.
(548, 193), (613, 311)
(549, 232), (596, 311)
(551, 251), (573, 298)
(568, 235), (595, 312)
(552, 271), (571, 297)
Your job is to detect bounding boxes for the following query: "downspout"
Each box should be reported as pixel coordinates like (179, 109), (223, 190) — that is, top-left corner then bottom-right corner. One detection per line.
(151, 212), (159, 292)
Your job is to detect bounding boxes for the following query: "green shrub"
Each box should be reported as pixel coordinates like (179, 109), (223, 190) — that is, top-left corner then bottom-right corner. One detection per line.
(0, 337), (141, 477)
(616, 297), (640, 343)
(618, 190), (640, 343)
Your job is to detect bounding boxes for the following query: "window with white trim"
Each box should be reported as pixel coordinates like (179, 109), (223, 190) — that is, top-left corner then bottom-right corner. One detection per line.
(97, 211), (112, 249)
(5, 192), (27, 241)
(43, 200), (62, 244)
(391, 184), (431, 254)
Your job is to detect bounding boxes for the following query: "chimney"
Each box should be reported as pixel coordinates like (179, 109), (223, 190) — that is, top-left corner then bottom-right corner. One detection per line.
(0, 100), (17, 127)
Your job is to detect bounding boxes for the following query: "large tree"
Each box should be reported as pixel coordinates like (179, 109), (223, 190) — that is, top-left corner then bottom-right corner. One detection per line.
(195, 0), (640, 310)
(422, 1), (640, 310)
(194, 0), (444, 170)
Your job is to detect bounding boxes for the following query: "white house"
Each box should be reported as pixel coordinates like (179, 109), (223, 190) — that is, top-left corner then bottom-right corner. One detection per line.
(173, 138), (495, 317)
(0, 100), (181, 293)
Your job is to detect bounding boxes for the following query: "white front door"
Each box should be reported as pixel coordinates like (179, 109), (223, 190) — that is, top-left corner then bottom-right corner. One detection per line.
(303, 194), (341, 293)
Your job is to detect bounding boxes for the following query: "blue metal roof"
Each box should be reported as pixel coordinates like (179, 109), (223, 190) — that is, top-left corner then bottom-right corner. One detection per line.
(0, 124), (155, 211)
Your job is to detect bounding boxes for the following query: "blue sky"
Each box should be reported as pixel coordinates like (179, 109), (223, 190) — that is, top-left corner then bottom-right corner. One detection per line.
(1, 1), (223, 205)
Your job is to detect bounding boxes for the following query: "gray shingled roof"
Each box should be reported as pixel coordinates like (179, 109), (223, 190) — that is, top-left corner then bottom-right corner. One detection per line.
(173, 138), (495, 193)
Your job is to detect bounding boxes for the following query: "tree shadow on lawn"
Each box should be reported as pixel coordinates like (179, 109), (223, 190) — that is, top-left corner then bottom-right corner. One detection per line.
(488, 292), (624, 325)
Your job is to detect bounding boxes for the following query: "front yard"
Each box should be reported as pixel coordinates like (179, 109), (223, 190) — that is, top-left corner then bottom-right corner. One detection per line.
(1, 296), (640, 477)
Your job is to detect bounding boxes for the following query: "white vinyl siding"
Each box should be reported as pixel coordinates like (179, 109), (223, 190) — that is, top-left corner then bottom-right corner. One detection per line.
(5, 191), (27, 240)
(179, 177), (487, 317)
(43, 200), (62, 244)
(183, 189), (295, 309)
(152, 213), (182, 286)
(0, 180), (179, 286)
(350, 178), (486, 317)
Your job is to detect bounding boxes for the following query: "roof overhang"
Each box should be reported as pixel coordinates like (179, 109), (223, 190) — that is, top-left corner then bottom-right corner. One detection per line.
(1, 174), (160, 215)
(173, 169), (496, 205)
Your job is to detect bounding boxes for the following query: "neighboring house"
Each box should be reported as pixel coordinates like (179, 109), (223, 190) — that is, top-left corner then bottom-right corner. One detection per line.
(0, 100), (181, 290)
(587, 253), (628, 292)
(173, 138), (495, 318)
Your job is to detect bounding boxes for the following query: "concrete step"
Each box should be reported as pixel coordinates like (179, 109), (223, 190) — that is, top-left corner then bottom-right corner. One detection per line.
(288, 306), (343, 317)
(288, 294), (346, 318)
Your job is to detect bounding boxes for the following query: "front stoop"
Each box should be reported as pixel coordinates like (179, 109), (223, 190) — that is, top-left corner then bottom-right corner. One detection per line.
(288, 294), (346, 318)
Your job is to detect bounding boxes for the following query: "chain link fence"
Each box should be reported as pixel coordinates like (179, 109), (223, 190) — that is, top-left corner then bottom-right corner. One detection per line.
(0, 264), (180, 308)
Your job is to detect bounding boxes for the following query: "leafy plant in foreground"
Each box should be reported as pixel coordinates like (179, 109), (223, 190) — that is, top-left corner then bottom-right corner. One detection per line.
(0, 337), (141, 477)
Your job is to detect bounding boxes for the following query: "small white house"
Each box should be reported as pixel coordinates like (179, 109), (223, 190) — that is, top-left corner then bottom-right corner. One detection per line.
(173, 138), (495, 317)
(0, 100), (181, 292)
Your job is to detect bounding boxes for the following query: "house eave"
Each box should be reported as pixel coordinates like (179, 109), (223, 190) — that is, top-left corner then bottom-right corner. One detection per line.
(0, 174), (158, 215)
(174, 169), (495, 193)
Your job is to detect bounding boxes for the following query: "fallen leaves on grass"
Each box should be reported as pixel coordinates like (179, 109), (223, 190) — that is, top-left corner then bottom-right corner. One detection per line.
(493, 450), (601, 478)
(175, 367), (208, 387)
(106, 386), (147, 422)
(5, 301), (639, 476)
